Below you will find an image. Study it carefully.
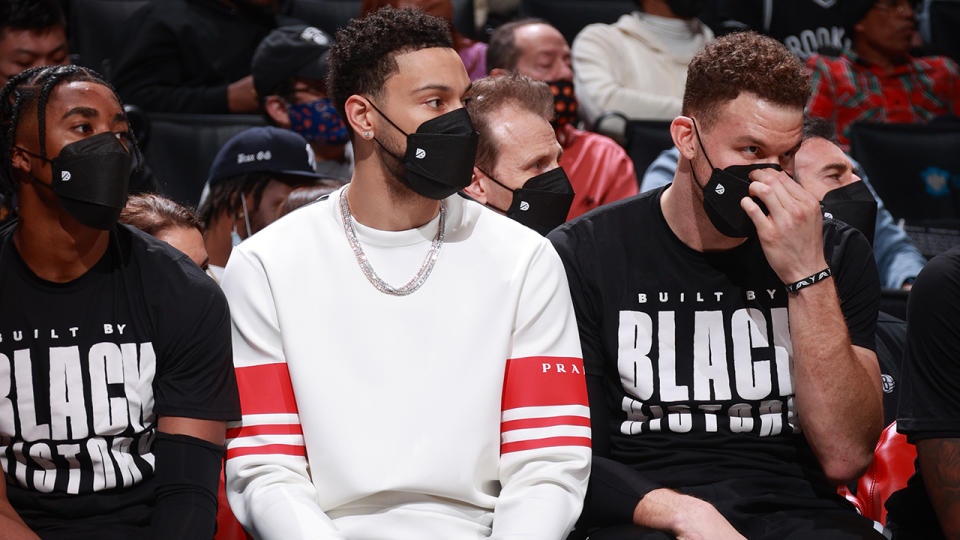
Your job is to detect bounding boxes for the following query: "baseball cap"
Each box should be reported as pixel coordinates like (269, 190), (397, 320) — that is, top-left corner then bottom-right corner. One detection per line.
(203, 127), (321, 203)
(252, 25), (332, 99)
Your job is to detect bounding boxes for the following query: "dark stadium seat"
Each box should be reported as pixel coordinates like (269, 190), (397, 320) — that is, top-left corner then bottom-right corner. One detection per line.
(142, 113), (268, 207)
(67, 0), (150, 80)
(848, 121), (960, 225)
(623, 119), (675, 188)
(519, 0), (634, 45)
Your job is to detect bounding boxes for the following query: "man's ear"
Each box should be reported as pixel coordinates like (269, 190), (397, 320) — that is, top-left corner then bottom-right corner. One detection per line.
(489, 68), (509, 78)
(264, 95), (291, 128)
(344, 95), (375, 140)
(462, 166), (489, 204)
(671, 116), (697, 162)
(10, 146), (32, 176)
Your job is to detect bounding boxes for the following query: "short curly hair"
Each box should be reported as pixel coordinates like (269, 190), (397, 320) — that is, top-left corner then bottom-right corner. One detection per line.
(327, 6), (452, 138)
(683, 32), (811, 129)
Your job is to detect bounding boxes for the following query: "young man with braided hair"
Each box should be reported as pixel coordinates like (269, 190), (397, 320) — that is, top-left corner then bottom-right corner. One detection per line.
(222, 7), (590, 539)
(0, 65), (240, 538)
(550, 32), (885, 539)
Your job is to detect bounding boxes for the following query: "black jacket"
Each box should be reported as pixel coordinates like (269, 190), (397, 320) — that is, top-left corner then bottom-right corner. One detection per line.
(112, 0), (277, 113)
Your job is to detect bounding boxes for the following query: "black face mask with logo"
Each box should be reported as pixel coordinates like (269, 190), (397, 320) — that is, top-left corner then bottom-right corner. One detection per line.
(820, 180), (878, 245)
(369, 102), (479, 200)
(18, 132), (135, 230)
(480, 166), (575, 236)
(690, 119), (780, 238)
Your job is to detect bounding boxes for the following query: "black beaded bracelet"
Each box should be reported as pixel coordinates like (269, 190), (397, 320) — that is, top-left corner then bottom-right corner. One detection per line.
(785, 267), (832, 295)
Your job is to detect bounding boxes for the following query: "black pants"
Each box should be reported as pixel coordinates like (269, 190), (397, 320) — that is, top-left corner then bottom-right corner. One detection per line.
(588, 507), (884, 540)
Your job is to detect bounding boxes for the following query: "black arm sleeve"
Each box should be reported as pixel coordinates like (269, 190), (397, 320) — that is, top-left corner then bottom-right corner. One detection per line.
(150, 433), (224, 540)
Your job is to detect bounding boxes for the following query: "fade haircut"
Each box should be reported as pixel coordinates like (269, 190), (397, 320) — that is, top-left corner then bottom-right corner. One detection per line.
(683, 32), (811, 129)
(327, 6), (452, 138)
(0, 0), (65, 37)
(120, 193), (202, 236)
(486, 18), (548, 73)
(464, 73), (554, 172)
(0, 65), (123, 198)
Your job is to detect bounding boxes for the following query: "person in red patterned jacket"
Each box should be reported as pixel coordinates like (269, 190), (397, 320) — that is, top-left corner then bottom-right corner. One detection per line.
(806, 0), (960, 148)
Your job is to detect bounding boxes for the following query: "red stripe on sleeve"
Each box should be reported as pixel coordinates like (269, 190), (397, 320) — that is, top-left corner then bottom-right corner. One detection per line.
(235, 363), (299, 415)
(501, 436), (592, 454)
(226, 444), (306, 460)
(501, 356), (589, 410)
(226, 424), (303, 440)
(501, 415), (590, 433)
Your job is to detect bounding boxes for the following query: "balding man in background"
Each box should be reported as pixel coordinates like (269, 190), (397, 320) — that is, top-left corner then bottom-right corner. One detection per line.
(486, 19), (637, 220)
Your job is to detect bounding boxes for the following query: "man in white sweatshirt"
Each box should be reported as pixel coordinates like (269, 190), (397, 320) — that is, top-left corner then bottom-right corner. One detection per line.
(220, 7), (591, 539)
(571, 0), (713, 137)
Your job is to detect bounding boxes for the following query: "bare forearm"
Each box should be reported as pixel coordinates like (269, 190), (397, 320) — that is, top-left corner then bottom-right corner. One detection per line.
(633, 488), (745, 539)
(0, 499), (39, 540)
(788, 279), (883, 481)
(918, 438), (960, 539)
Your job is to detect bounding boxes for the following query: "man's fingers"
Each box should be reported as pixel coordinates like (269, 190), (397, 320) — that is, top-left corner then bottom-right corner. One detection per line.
(740, 196), (772, 234)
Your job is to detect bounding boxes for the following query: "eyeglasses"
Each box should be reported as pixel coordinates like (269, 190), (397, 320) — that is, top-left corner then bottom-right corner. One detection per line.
(873, 0), (918, 14)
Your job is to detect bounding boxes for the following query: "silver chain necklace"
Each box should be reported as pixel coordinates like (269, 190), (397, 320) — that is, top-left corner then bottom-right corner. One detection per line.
(339, 188), (446, 296)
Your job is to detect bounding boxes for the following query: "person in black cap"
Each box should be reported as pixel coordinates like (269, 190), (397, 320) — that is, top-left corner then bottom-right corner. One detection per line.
(253, 25), (353, 180)
(197, 126), (323, 280)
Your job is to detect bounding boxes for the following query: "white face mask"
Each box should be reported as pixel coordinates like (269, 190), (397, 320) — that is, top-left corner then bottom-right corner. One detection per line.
(231, 195), (253, 248)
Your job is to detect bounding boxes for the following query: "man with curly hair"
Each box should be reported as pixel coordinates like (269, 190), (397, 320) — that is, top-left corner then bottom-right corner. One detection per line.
(221, 7), (590, 539)
(550, 31), (886, 539)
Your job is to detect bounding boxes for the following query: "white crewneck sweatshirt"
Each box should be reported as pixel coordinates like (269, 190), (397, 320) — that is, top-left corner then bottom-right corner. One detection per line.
(221, 187), (591, 539)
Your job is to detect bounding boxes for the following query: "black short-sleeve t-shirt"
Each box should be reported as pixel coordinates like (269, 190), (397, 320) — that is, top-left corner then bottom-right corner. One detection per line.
(549, 187), (879, 504)
(885, 247), (960, 540)
(0, 222), (240, 536)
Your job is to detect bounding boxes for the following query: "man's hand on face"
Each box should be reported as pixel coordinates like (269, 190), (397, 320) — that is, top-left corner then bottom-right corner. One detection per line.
(741, 168), (827, 285)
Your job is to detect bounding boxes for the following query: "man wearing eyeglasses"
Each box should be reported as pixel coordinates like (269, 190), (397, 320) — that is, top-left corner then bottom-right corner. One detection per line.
(806, 0), (960, 147)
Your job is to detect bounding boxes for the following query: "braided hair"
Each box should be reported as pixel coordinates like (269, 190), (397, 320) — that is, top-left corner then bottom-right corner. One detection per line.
(0, 64), (124, 202)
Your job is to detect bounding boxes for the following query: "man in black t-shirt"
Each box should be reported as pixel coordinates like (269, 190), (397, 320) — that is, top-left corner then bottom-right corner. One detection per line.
(0, 65), (240, 539)
(549, 32), (885, 539)
(884, 246), (960, 539)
